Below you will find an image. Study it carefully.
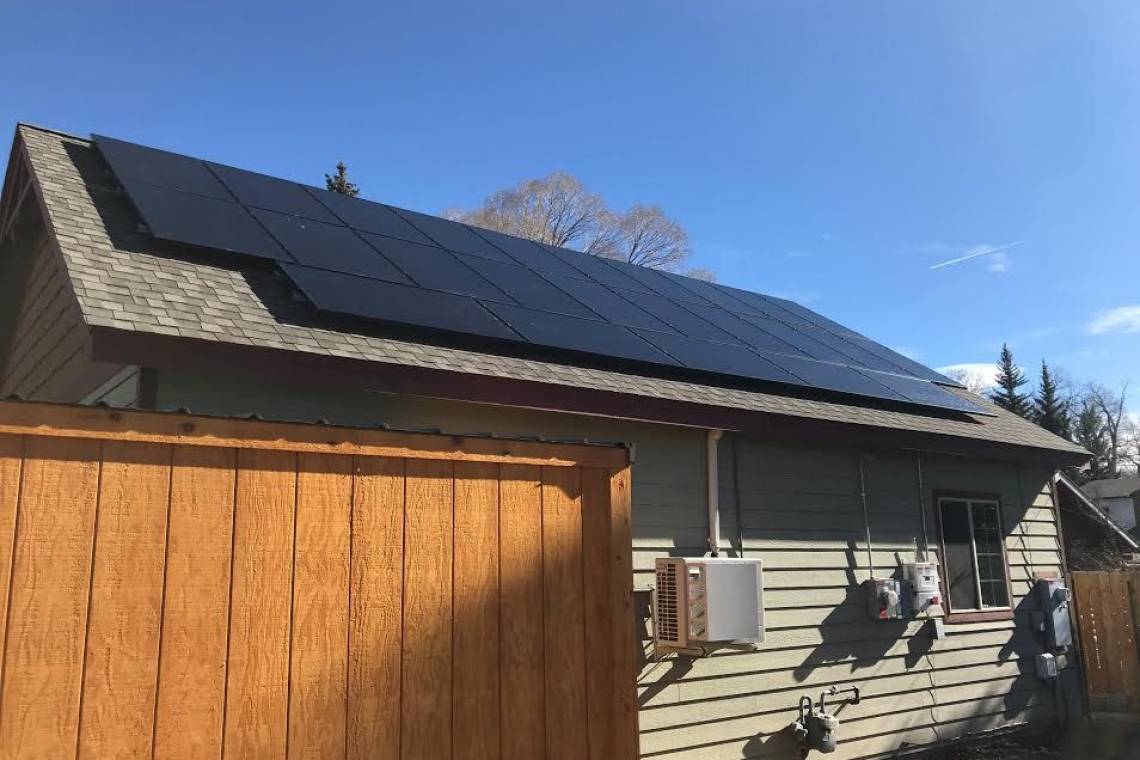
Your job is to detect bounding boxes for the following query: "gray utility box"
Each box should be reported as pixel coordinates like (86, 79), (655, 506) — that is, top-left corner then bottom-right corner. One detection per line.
(1034, 577), (1072, 650)
(864, 577), (911, 620)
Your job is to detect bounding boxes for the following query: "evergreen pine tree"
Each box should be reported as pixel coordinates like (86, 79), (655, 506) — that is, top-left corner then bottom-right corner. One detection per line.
(1073, 399), (1109, 481)
(325, 161), (359, 197)
(989, 344), (1031, 418)
(1033, 361), (1070, 437)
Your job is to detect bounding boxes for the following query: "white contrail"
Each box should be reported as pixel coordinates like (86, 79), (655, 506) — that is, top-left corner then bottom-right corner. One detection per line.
(929, 240), (1023, 270)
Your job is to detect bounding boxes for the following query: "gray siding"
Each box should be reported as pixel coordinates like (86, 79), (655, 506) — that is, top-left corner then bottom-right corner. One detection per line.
(0, 237), (127, 402)
(155, 370), (1077, 759)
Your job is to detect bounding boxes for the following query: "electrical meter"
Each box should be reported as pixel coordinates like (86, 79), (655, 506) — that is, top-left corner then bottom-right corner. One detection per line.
(904, 562), (942, 615)
(864, 578), (908, 620)
(1034, 577), (1072, 650)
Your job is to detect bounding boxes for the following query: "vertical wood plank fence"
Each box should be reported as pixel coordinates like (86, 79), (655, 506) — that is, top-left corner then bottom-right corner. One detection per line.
(1071, 570), (1140, 714)
(0, 401), (638, 760)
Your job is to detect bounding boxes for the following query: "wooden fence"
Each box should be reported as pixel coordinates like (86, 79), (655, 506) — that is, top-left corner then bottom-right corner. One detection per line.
(1071, 570), (1140, 714)
(0, 401), (638, 760)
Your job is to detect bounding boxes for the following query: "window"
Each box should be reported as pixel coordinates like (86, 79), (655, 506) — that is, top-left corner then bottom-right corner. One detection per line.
(937, 496), (1010, 612)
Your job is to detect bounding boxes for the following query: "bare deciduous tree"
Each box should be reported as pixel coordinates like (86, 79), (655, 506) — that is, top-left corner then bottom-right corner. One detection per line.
(447, 172), (698, 274)
(1087, 382), (1130, 477)
(942, 368), (991, 396)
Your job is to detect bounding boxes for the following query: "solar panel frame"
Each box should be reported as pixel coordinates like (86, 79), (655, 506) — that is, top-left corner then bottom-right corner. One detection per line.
(551, 278), (681, 333)
(760, 353), (911, 402)
(252, 209), (412, 283)
(615, 290), (745, 344)
(541, 246), (655, 293)
(677, 302), (811, 356)
(465, 227), (586, 278)
(858, 369), (991, 414)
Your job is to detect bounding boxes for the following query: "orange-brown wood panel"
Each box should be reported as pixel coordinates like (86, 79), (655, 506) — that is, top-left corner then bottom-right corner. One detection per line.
(608, 467), (639, 758)
(580, 467), (615, 760)
(225, 449), (297, 760)
(401, 459), (453, 760)
(348, 456), (405, 760)
(452, 461), (500, 760)
(288, 453), (353, 759)
(153, 446), (237, 760)
(0, 435), (101, 759)
(498, 464), (545, 760)
(78, 440), (172, 759)
(541, 466), (588, 760)
(0, 434), (23, 693)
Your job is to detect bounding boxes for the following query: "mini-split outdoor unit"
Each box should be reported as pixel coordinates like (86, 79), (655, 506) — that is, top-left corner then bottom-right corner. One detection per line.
(654, 557), (765, 649)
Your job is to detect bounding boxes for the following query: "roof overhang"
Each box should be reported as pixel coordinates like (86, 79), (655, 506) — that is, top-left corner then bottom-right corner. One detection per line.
(90, 324), (1091, 468)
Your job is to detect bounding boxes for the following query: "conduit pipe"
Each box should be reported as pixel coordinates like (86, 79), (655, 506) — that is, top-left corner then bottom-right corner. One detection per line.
(858, 454), (874, 577)
(707, 429), (724, 556)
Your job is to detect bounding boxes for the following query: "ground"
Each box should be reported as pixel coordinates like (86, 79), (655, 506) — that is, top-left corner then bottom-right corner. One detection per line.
(934, 716), (1140, 760)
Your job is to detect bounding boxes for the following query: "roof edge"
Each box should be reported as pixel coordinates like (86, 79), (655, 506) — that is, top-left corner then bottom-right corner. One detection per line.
(90, 324), (1092, 467)
(1056, 471), (1140, 550)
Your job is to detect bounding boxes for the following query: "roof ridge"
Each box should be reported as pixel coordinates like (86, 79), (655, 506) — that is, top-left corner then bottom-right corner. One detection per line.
(16, 122), (89, 142)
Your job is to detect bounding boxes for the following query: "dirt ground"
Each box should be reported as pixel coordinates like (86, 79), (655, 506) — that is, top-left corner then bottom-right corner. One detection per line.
(934, 716), (1140, 760)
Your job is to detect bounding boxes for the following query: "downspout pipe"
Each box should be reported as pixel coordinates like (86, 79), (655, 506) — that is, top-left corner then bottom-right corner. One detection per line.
(707, 429), (724, 557)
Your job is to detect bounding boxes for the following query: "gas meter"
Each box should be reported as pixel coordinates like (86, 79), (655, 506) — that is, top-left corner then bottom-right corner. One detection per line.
(792, 686), (861, 754)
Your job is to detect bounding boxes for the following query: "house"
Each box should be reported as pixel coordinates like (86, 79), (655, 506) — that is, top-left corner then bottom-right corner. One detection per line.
(1080, 476), (1140, 533)
(0, 124), (1089, 759)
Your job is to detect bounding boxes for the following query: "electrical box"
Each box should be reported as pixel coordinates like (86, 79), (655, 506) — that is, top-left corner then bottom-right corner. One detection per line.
(1034, 577), (1072, 650)
(904, 561), (943, 615)
(864, 577), (909, 620)
(654, 557), (764, 648)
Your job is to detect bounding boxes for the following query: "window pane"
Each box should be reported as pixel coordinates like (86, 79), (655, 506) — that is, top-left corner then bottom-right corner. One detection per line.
(971, 502), (1008, 608)
(980, 580), (1009, 608)
(940, 500), (977, 609)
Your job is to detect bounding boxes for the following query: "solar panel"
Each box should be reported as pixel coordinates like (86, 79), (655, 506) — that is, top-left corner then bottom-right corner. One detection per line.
(209, 164), (341, 224)
(94, 135), (233, 200)
(761, 353), (910, 401)
(858, 370), (988, 414)
(678, 302), (810, 356)
(632, 330), (799, 385)
(127, 185), (290, 260)
(390, 209), (515, 262)
(95, 132), (989, 417)
(359, 234), (506, 300)
(481, 302), (679, 365)
(466, 227), (585, 278)
(304, 189), (435, 244)
(283, 264), (520, 340)
(542, 246), (654, 293)
(252, 209), (411, 283)
(456, 255), (597, 318)
(616, 290), (743, 344)
(552, 278), (680, 332)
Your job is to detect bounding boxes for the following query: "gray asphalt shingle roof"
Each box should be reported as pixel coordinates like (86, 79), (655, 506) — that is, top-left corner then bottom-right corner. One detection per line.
(11, 124), (1088, 459)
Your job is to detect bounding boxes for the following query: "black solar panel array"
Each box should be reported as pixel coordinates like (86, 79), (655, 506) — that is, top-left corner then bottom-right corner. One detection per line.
(93, 134), (985, 416)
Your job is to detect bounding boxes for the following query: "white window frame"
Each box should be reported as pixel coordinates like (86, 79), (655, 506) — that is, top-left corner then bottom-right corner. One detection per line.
(936, 496), (1012, 613)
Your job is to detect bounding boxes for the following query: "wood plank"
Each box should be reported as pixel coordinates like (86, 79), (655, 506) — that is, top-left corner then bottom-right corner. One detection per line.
(224, 449), (297, 759)
(608, 466), (639, 759)
(348, 457), (405, 760)
(78, 440), (172, 759)
(0, 435), (101, 759)
(401, 459), (453, 760)
(0, 434), (23, 693)
(288, 453), (353, 759)
(542, 466), (588, 760)
(452, 461), (500, 760)
(0, 401), (628, 470)
(581, 467), (615, 760)
(153, 446), (237, 760)
(499, 464), (545, 760)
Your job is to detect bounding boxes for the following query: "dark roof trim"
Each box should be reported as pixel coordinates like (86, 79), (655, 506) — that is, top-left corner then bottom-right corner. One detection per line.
(91, 325), (1090, 468)
(1056, 472), (1140, 550)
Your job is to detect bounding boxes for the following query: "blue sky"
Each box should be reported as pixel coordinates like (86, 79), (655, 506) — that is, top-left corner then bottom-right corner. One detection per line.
(2, 1), (1137, 403)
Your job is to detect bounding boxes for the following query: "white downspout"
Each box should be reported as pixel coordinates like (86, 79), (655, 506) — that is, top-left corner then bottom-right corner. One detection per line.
(707, 429), (724, 556)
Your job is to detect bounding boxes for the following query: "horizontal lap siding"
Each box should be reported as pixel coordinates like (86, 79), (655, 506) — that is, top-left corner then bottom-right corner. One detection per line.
(153, 375), (1074, 759)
